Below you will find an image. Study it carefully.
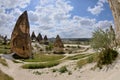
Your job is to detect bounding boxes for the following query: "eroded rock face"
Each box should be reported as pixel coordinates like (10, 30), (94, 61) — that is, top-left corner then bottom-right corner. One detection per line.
(31, 31), (36, 41)
(44, 35), (49, 45)
(108, 0), (120, 43)
(10, 11), (31, 58)
(36, 33), (43, 42)
(53, 35), (64, 53)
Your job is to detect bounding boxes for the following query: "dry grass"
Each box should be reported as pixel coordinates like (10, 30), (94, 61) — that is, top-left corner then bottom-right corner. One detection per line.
(0, 70), (14, 80)
(24, 54), (64, 62)
(22, 61), (60, 69)
(77, 53), (98, 68)
(0, 57), (8, 66)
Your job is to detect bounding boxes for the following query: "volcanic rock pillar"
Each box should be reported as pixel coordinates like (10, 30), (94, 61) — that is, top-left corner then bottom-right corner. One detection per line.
(108, 0), (120, 44)
(10, 11), (32, 58)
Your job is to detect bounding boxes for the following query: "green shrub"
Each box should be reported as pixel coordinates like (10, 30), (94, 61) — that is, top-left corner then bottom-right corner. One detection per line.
(52, 69), (58, 72)
(87, 53), (98, 63)
(58, 66), (68, 73)
(97, 49), (118, 68)
(33, 71), (42, 75)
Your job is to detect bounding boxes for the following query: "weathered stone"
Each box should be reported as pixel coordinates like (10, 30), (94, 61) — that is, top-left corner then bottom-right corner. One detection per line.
(31, 31), (36, 41)
(53, 35), (64, 53)
(44, 35), (49, 45)
(10, 11), (32, 58)
(36, 33), (43, 42)
(44, 35), (48, 41)
(3, 35), (7, 45)
(108, 0), (120, 44)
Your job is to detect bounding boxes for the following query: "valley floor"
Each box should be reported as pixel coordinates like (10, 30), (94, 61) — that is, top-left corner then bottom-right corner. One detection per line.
(0, 50), (120, 80)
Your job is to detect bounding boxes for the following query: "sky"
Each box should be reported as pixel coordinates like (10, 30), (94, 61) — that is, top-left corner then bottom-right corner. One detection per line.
(0, 0), (114, 38)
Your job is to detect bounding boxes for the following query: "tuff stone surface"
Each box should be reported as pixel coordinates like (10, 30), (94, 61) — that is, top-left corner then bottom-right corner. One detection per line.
(44, 35), (49, 45)
(53, 35), (64, 53)
(10, 11), (31, 58)
(36, 33), (43, 42)
(31, 31), (36, 41)
(108, 0), (120, 43)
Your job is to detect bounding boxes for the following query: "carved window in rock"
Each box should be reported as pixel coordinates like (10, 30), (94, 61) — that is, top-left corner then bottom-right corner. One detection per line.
(23, 46), (25, 50)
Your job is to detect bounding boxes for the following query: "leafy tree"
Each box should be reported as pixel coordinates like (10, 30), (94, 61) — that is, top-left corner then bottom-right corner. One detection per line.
(91, 27), (116, 51)
(91, 26), (118, 68)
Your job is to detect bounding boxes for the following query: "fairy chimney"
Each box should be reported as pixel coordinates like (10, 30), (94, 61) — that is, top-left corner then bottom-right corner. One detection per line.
(36, 33), (43, 42)
(108, 0), (120, 44)
(44, 35), (49, 45)
(31, 31), (36, 41)
(10, 11), (32, 58)
(53, 35), (64, 53)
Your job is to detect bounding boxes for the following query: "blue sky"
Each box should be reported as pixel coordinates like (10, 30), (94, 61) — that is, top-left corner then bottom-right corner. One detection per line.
(0, 0), (114, 38)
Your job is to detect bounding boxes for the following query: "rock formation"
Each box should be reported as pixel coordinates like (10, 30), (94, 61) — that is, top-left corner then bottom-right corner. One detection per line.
(53, 35), (64, 53)
(36, 33), (43, 42)
(44, 35), (49, 45)
(3, 35), (7, 45)
(10, 11), (32, 58)
(31, 31), (36, 41)
(108, 0), (120, 44)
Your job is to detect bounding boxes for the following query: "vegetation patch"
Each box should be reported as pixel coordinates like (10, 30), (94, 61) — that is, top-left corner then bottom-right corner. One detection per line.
(67, 54), (92, 60)
(24, 54), (64, 62)
(33, 71), (42, 75)
(77, 53), (98, 68)
(91, 27), (118, 68)
(0, 57), (8, 66)
(0, 43), (10, 54)
(22, 61), (60, 69)
(52, 68), (58, 72)
(0, 70), (14, 80)
(97, 49), (118, 68)
(58, 66), (68, 73)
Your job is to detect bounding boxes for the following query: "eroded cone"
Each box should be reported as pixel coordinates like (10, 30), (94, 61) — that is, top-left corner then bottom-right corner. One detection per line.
(10, 11), (32, 58)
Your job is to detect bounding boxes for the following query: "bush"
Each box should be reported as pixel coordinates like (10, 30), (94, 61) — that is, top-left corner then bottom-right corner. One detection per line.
(58, 66), (68, 73)
(97, 49), (118, 68)
(91, 27), (117, 68)
(33, 71), (42, 75)
(52, 69), (58, 72)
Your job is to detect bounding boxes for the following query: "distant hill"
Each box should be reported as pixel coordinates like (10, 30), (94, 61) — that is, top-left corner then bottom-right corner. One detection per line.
(49, 38), (91, 44)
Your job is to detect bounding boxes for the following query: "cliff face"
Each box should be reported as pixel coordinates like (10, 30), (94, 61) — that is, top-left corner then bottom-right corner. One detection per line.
(10, 11), (31, 58)
(108, 0), (120, 43)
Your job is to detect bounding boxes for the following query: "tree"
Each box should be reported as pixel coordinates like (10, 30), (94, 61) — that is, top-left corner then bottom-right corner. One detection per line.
(91, 26), (116, 51)
(91, 27), (118, 68)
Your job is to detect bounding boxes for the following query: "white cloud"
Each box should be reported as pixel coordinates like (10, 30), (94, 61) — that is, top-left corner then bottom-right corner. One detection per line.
(95, 20), (113, 29)
(87, 0), (107, 15)
(0, 0), (30, 38)
(0, 0), (113, 38)
(0, 0), (30, 9)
